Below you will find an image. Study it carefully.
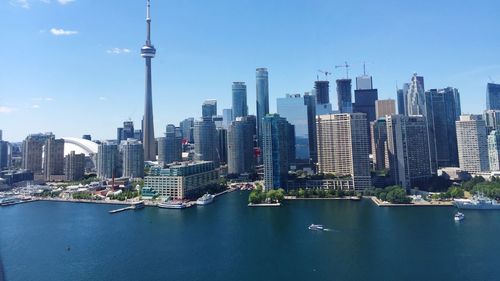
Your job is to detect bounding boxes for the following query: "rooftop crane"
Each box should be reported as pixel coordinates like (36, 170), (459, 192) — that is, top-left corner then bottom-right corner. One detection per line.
(335, 61), (350, 79)
(317, 70), (331, 80)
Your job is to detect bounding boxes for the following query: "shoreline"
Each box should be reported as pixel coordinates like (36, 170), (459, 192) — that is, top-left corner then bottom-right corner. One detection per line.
(370, 196), (454, 207)
(284, 196), (361, 201)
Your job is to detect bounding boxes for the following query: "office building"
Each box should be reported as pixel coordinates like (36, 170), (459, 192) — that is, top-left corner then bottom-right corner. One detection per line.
(314, 80), (330, 104)
(336, 79), (352, 113)
(232, 82), (248, 119)
(371, 118), (388, 171)
(22, 133), (54, 174)
(406, 74), (426, 115)
(0, 129), (2, 141)
(194, 117), (219, 166)
(262, 114), (293, 190)
(456, 115), (489, 173)
(488, 131), (500, 171)
(484, 110), (500, 133)
(486, 83), (500, 110)
(386, 115), (432, 190)
(227, 116), (256, 175)
(0, 141), (9, 170)
(356, 74), (373, 90)
(316, 113), (371, 190)
(144, 161), (218, 200)
(222, 108), (233, 129)
(82, 135), (91, 141)
(277, 94), (310, 161)
(157, 124), (182, 166)
(121, 139), (144, 178)
(217, 128), (228, 165)
(375, 99), (396, 119)
(43, 137), (65, 181)
(304, 93), (318, 165)
(180, 118), (194, 143)
(97, 142), (119, 179)
(202, 99), (217, 118)
(256, 68), (269, 149)
(354, 88), (378, 122)
(396, 88), (406, 115)
(64, 151), (85, 181)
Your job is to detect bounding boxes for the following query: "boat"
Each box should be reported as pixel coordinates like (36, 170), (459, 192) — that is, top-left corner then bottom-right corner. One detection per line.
(308, 224), (324, 231)
(131, 201), (145, 209)
(0, 198), (17, 206)
(453, 193), (500, 210)
(158, 201), (188, 209)
(454, 212), (465, 221)
(196, 193), (215, 205)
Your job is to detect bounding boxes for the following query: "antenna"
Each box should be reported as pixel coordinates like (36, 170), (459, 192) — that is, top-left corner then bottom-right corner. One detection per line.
(363, 61), (366, 75)
(335, 61), (350, 79)
(146, 0), (151, 45)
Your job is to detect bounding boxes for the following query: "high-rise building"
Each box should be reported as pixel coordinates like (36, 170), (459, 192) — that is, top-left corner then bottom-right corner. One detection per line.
(64, 151), (85, 181)
(314, 80), (330, 104)
(157, 124), (182, 166)
(43, 137), (65, 181)
(262, 114), (292, 191)
(336, 79), (352, 113)
(22, 133), (54, 174)
(97, 142), (119, 179)
(256, 68), (269, 149)
(0, 129), (2, 141)
(121, 139), (144, 178)
(0, 140), (9, 171)
(426, 88), (461, 167)
(456, 115), (489, 173)
(277, 94), (311, 162)
(483, 110), (500, 133)
(232, 82), (248, 119)
(217, 128), (228, 165)
(316, 113), (371, 190)
(371, 118), (388, 171)
(396, 88), (406, 115)
(304, 93), (318, 166)
(202, 99), (217, 118)
(227, 116), (256, 175)
(375, 99), (396, 119)
(123, 121), (135, 140)
(486, 83), (500, 110)
(180, 118), (194, 143)
(406, 74), (425, 115)
(356, 75), (373, 90)
(194, 117), (219, 166)
(222, 109), (233, 129)
(141, 0), (156, 161)
(353, 87), (378, 122)
(386, 115), (432, 190)
(488, 130), (500, 171)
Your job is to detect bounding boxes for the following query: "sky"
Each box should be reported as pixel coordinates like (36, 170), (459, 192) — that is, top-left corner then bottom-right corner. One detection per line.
(1, 0), (500, 142)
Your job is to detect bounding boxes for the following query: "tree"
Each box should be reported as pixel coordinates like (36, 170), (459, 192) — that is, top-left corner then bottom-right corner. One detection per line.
(297, 188), (305, 198)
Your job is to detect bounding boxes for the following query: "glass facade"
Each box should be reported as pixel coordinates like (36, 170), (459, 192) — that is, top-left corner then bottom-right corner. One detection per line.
(486, 83), (500, 110)
(232, 82), (248, 119)
(277, 94), (310, 161)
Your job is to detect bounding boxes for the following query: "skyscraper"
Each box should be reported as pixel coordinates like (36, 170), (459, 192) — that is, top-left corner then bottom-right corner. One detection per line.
(256, 68), (269, 149)
(122, 139), (144, 178)
(157, 124), (182, 166)
(353, 87), (378, 123)
(64, 151), (85, 181)
(356, 75), (373, 90)
(222, 109), (233, 129)
(202, 99), (217, 118)
(22, 133), (54, 174)
(314, 81), (330, 104)
(194, 117), (219, 166)
(227, 116), (256, 175)
(483, 110), (500, 133)
(488, 130), (500, 171)
(0, 140), (9, 171)
(232, 82), (248, 119)
(304, 93), (318, 166)
(486, 83), (500, 110)
(262, 114), (292, 191)
(456, 115), (489, 173)
(336, 79), (352, 113)
(316, 113), (371, 190)
(375, 99), (396, 119)
(386, 115), (432, 190)
(277, 94), (310, 162)
(396, 88), (406, 115)
(43, 137), (65, 181)
(141, 0), (156, 161)
(97, 142), (119, 179)
(180, 118), (194, 143)
(406, 74), (425, 115)
(371, 118), (388, 171)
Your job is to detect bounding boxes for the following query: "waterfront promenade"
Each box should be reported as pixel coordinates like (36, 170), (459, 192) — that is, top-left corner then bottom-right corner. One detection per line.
(370, 196), (454, 207)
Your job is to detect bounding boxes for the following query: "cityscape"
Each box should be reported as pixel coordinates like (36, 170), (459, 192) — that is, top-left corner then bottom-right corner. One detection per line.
(1, 0), (500, 281)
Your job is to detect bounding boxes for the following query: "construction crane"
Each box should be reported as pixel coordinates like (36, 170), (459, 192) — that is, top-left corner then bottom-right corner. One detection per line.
(335, 61), (350, 79)
(317, 70), (331, 80)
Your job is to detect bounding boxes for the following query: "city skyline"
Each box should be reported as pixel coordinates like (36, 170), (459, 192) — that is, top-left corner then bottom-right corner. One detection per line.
(1, 0), (500, 141)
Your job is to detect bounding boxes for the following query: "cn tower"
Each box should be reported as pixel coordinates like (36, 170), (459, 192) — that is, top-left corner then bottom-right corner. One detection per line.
(141, 0), (156, 161)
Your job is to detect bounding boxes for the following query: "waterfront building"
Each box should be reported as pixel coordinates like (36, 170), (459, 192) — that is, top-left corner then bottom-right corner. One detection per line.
(304, 93), (318, 165)
(316, 113), (371, 190)
(227, 116), (255, 175)
(277, 94), (310, 162)
(222, 109), (233, 129)
(456, 115), (489, 173)
(64, 151), (85, 181)
(262, 114), (293, 190)
(217, 128), (228, 165)
(180, 118), (194, 143)
(43, 137), (65, 181)
(375, 99), (396, 119)
(488, 130), (500, 171)
(157, 124), (182, 166)
(336, 79), (352, 113)
(97, 142), (119, 179)
(121, 139), (144, 178)
(141, 0), (157, 161)
(202, 99), (218, 118)
(232, 82), (248, 119)
(386, 115), (432, 190)
(371, 118), (388, 171)
(256, 68), (269, 149)
(144, 161), (218, 199)
(486, 83), (500, 110)
(22, 133), (54, 174)
(194, 117), (219, 166)
(314, 80), (330, 105)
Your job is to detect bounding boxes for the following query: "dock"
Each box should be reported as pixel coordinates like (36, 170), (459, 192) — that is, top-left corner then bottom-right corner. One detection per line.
(109, 201), (145, 214)
(109, 206), (134, 214)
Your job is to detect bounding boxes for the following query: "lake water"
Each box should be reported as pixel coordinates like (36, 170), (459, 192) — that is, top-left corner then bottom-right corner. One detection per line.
(1, 191), (499, 281)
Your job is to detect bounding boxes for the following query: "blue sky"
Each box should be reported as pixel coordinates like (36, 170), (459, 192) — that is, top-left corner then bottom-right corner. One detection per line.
(1, 0), (499, 141)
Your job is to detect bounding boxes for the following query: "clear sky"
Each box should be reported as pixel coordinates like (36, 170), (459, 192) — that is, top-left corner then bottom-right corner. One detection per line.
(1, 0), (499, 141)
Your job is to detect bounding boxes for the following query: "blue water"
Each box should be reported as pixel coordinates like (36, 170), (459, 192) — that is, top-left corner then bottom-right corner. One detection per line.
(1, 192), (499, 281)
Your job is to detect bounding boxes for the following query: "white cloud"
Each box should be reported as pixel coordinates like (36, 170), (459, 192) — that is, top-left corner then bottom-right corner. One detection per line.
(98, 97), (107, 101)
(31, 105), (40, 109)
(31, 97), (54, 101)
(106, 48), (131, 55)
(0, 106), (17, 114)
(10, 0), (30, 9)
(57, 0), (74, 4)
(50, 28), (78, 36)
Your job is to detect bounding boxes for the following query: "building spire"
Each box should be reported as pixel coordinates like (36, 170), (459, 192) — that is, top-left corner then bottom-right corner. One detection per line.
(146, 0), (151, 46)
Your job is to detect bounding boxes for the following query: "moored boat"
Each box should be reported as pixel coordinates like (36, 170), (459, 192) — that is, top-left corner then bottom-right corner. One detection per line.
(196, 193), (215, 205)
(453, 193), (500, 210)
(158, 201), (188, 209)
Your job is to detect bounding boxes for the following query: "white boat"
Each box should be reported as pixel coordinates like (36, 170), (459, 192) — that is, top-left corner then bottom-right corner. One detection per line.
(158, 201), (188, 209)
(0, 198), (17, 206)
(453, 193), (500, 210)
(454, 212), (465, 221)
(196, 193), (215, 205)
(308, 224), (324, 231)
